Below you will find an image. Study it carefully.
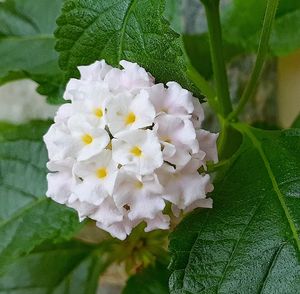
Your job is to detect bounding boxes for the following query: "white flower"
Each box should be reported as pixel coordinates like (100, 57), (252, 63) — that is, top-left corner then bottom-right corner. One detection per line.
(44, 59), (218, 240)
(78, 60), (113, 81)
(148, 82), (194, 116)
(157, 164), (213, 211)
(192, 97), (205, 128)
(67, 114), (110, 161)
(197, 129), (219, 164)
(112, 129), (163, 175)
(73, 150), (118, 205)
(106, 90), (155, 135)
(104, 60), (154, 93)
(46, 158), (75, 204)
(154, 114), (198, 169)
(113, 172), (165, 221)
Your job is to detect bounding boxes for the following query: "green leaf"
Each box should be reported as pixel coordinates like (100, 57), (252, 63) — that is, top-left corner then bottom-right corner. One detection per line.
(0, 240), (110, 294)
(291, 113), (300, 128)
(222, 0), (300, 56)
(269, 9), (300, 55)
(164, 0), (182, 33)
(183, 33), (243, 80)
(0, 121), (81, 271)
(123, 260), (170, 294)
(169, 125), (300, 293)
(0, 0), (64, 103)
(55, 0), (203, 99)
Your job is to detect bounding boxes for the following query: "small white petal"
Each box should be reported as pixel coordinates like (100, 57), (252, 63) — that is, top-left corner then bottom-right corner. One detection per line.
(74, 150), (118, 199)
(157, 165), (213, 209)
(113, 171), (164, 221)
(197, 129), (219, 163)
(112, 129), (163, 175)
(78, 60), (113, 81)
(96, 216), (134, 240)
(46, 158), (78, 204)
(192, 98), (205, 128)
(67, 114), (110, 161)
(54, 103), (73, 123)
(104, 60), (154, 94)
(144, 213), (170, 232)
(148, 82), (194, 116)
(91, 197), (123, 226)
(106, 90), (155, 135)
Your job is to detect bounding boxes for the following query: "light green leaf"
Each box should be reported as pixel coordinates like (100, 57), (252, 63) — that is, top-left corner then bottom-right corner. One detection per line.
(55, 0), (203, 99)
(222, 0), (300, 56)
(169, 125), (300, 293)
(291, 113), (300, 129)
(164, 0), (182, 33)
(123, 260), (170, 294)
(270, 9), (300, 55)
(0, 0), (64, 103)
(183, 33), (243, 80)
(0, 240), (110, 294)
(0, 121), (81, 271)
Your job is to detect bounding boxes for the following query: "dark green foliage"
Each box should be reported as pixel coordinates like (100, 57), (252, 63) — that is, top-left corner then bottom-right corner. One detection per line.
(169, 126), (300, 293)
(123, 260), (170, 294)
(0, 0), (64, 103)
(0, 241), (109, 294)
(55, 0), (203, 98)
(0, 121), (81, 272)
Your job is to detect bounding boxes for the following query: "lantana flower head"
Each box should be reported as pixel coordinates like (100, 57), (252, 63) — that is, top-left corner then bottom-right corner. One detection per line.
(44, 60), (218, 240)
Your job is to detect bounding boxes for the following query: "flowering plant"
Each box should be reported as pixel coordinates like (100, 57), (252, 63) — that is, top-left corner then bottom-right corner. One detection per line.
(44, 60), (218, 240)
(0, 0), (299, 293)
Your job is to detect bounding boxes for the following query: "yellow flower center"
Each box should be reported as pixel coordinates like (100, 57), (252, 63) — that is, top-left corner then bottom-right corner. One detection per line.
(135, 181), (143, 189)
(106, 141), (112, 150)
(163, 137), (172, 144)
(81, 134), (93, 144)
(125, 112), (136, 125)
(94, 107), (103, 118)
(130, 146), (142, 157)
(96, 168), (107, 179)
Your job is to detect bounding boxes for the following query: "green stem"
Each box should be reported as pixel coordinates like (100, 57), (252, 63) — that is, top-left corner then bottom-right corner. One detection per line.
(217, 115), (229, 157)
(201, 0), (232, 117)
(228, 0), (279, 121)
(187, 65), (218, 112)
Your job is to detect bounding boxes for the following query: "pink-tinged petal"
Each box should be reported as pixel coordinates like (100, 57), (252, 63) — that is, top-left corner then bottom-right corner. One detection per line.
(166, 82), (194, 114)
(192, 98), (205, 128)
(91, 197), (123, 226)
(128, 194), (165, 221)
(78, 60), (113, 81)
(145, 213), (170, 232)
(197, 129), (219, 163)
(97, 217), (134, 240)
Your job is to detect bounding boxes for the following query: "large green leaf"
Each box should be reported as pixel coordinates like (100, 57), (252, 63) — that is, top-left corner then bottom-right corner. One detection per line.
(55, 0), (202, 98)
(123, 261), (170, 294)
(222, 0), (300, 56)
(0, 241), (110, 294)
(169, 125), (300, 293)
(0, 0), (64, 103)
(291, 113), (300, 129)
(183, 34), (243, 80)
(0, 121), (81, 271)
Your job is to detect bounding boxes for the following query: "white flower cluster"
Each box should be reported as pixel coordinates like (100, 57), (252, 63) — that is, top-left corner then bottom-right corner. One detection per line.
(44, 60), (218, 240)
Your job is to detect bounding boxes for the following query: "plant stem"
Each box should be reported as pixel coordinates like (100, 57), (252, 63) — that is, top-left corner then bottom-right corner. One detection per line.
(202, 0), (232, 118)
(187, 65), (218, 112)
(228, 0), (279, 121)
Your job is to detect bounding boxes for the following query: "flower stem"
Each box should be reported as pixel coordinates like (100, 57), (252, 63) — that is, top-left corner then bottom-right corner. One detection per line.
(187, 65), (218, 112)
(201, 0), (232, 118)
(228, 0), (279, 121)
